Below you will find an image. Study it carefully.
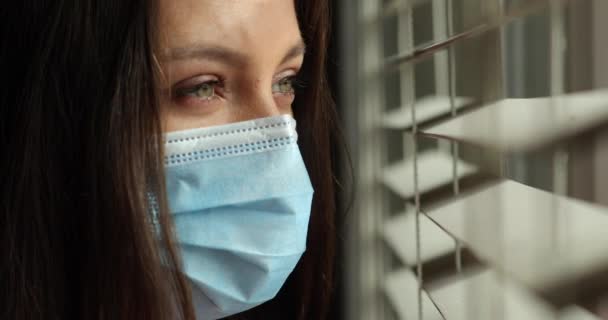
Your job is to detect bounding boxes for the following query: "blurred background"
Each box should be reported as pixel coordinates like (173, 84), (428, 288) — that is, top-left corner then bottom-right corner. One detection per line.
(330, 0), (608, 319)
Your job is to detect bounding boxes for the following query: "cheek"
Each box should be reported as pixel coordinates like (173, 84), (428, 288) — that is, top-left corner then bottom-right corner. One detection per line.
(274, 93), (296, 111)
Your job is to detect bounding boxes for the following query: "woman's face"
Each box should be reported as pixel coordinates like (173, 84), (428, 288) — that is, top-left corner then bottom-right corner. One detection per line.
(156, 0), (304, 132)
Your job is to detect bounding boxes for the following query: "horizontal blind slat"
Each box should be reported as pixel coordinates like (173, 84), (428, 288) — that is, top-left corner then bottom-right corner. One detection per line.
(384, 269), (445, 320)
(383, 209), (456, 266)
(421, 89), (608, 152)
(429, 270), (599, 320)
(382, 95), (474, 130)
(426, 179), (608, 306)
(381, 150), (477, 199)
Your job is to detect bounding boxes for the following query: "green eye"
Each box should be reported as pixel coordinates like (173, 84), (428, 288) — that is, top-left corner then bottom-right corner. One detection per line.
(175, 81), (219, 100)
(193, 82), (215, 98)
(272, 77), (296, 94)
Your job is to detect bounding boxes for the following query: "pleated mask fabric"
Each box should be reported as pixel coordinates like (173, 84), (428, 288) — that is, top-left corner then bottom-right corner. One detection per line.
(162, 115), (313, 320)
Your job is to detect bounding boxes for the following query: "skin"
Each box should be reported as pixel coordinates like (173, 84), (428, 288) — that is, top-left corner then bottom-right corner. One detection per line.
(156, 0), (305, 132)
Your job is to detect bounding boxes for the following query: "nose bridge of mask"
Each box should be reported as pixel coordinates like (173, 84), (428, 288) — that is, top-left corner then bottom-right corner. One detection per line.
(164, 115), (298, 164)
(164, 115), (313, 213)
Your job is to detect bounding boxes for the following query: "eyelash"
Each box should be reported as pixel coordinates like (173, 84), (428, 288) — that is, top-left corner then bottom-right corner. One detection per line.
(173, 79), (223, 101)
(172, 75), (304, 102)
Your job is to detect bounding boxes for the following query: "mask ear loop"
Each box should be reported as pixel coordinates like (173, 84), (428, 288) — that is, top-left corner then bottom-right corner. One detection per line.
(146, 191), (162, 237)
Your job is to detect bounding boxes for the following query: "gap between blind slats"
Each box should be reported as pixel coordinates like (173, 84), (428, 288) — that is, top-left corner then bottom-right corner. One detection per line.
(383, 0), (573, 69)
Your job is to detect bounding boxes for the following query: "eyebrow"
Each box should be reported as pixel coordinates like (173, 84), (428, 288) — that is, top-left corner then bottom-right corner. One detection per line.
(163, 39), (306, 66)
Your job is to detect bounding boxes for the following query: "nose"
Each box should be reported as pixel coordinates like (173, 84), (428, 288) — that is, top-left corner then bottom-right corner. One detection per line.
(232, 81), (285, 122)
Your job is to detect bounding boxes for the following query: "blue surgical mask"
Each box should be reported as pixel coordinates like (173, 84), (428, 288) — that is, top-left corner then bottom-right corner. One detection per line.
(162, 115), (313, 320)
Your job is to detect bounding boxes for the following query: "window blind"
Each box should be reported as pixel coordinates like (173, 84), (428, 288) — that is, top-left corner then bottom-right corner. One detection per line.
(338, 0), (608, 319)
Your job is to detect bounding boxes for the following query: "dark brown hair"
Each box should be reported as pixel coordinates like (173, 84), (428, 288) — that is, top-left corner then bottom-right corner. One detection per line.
(0, 0), (336, 319)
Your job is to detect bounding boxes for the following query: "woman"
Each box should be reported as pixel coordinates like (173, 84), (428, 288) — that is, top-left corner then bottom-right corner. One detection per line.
(0, 0), (337, 319)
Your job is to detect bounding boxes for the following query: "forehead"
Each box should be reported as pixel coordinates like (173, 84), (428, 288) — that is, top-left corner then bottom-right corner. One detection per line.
(157, 0), (301, 58)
